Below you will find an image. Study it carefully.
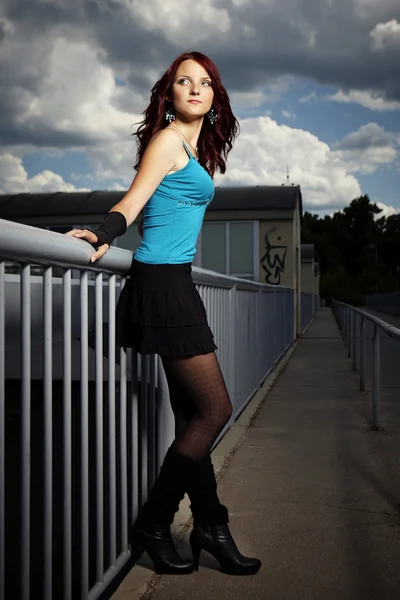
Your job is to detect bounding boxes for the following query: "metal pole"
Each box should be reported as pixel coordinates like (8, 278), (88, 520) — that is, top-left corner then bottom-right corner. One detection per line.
(43, 267), (53, 600)
(80, 271), (89, 598)
(352, 311), (357, 370)
(372, 324), (380, 430)
(347, 309), (351, 358)
(108, 275), (117, 567)
(21, 264), (31, 600)
(0, 262), (5, 600)
(95, 272), (104, 584)
(359, 317), (366, 391)
(63, 269), (72, 600)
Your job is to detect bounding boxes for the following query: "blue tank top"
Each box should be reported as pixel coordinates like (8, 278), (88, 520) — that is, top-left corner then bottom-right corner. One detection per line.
(134, 140), (214, 264)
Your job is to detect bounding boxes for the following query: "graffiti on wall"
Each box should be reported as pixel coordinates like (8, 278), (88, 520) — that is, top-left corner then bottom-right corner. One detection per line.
(260, 228), (288, 285)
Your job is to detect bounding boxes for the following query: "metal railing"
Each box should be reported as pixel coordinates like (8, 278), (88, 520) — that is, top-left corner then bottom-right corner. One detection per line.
(332, 300), (400, 430)
(0, 218), (298, 600)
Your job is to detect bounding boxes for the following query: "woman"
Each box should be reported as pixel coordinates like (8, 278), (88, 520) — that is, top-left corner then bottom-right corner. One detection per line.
(67, 51), (261, 576)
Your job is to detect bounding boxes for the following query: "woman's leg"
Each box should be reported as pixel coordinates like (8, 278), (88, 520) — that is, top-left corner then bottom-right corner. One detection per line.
(162, 354), (261, 575)
(160, 352), (233, 462)
(162, 358), (226, 523)
(143, 355), (261, 575)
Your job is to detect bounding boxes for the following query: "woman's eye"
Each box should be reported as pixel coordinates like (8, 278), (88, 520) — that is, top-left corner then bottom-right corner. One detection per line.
(177, 79), (211, 86)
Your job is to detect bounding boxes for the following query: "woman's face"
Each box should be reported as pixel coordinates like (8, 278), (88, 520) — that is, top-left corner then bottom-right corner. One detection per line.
(169, 59), (214, 121)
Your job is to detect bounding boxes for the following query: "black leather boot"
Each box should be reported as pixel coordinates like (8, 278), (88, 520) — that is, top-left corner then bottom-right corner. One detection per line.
(189, 522), (261, 575)
(129, 447), (194, 574)
(188, 454), (261, 575)
(130, 520), (193, 575)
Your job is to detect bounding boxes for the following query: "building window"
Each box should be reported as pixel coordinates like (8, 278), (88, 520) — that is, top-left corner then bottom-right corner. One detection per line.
(201, 223), (227, 274)
(229, 222), (254, 276)
(200, 221), (257, 279)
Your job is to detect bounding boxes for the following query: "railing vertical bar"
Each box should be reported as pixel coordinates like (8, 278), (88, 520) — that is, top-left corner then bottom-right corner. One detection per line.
(218, 288), (222, 359)
(119, 340), (128, 550)
(108, 274), (117, 567)
(118, 278), (128, 551)
(95, 272), (104, 583)
(229, 284), (237, 419)
(21, 264), (31, 600)
(148, 355), (157, 490)
(140, 356), (149, 506)
(224, 289), (228, 379)
(43, 267), (53, 600)
(0, 262), (5, 600)
(352, 311), (357, 371)
(347, 308), (351, 357)
(80, 270), (89, 598)
(372, 324), (380, 430)
(360, 317), (366, 392)
(130, 351), (139, 523)
(63, 268), (72, 600)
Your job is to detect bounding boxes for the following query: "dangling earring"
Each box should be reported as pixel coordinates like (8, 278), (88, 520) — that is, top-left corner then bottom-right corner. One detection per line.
(165, 106), (175, 122)
(207, 107), (218, 124)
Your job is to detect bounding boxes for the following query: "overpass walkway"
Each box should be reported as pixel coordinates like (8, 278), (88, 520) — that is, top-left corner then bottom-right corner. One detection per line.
(113, 308), (400, 600)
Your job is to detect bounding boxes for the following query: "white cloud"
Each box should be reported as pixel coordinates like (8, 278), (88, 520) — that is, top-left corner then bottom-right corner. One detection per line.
(337, 147), (397, 175)
(299, 91), (317, 104)
(335, 123), (398, 174)
(110, 0), (230, 41)
(230, 90), (266, 109)
(0, 153), (89, 193)
(215, 116), (362, 209)
(376, 202), (399, 218)
(327, 89), (400, 111)
(40, 38), (142, 141)
(282, 110), (296, 119)
(370, 19), (400, 51)
(1, 33), (143, 147)
(339, 123), (396, 150)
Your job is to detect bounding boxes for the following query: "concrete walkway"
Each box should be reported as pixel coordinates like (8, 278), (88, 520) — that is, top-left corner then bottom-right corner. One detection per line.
(116, 309), (400, 600)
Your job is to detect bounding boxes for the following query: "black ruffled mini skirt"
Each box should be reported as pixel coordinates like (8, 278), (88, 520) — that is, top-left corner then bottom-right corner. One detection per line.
(115, 257), (217, 356)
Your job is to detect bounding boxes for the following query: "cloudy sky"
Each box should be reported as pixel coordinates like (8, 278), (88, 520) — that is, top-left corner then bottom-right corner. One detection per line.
(1, 0), (399, 215)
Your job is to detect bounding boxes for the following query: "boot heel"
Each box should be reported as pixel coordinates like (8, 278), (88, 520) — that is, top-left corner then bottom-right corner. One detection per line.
(190, 539), (201, 571)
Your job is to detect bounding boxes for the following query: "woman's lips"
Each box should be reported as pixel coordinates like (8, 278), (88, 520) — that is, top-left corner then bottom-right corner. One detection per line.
(188, 100), (202, 104)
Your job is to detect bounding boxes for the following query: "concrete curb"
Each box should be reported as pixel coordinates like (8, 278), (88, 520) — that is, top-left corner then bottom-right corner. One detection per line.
(111, 339), (299, 600)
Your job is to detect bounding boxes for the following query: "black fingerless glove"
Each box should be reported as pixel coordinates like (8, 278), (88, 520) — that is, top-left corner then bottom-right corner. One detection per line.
(93, 211), (127, 249)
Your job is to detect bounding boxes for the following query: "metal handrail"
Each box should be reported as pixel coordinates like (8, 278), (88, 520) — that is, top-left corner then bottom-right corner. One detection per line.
(332, 299), (400, 429)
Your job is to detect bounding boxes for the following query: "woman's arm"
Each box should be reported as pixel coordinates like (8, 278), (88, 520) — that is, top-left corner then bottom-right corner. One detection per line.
(65, 128), (182, 261)
(108, 128), (182, 227)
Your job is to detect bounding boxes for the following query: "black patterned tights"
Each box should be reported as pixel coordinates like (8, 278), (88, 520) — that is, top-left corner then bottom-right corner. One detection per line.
(160, 352), (232, 462)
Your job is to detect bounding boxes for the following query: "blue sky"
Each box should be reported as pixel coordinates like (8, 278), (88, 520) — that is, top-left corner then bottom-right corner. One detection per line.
(1, 0), (399, 216)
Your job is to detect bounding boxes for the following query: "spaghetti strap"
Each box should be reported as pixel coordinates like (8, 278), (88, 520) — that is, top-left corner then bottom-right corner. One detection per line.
(181, 140), (193, 159)
(168, 125), (195, 159)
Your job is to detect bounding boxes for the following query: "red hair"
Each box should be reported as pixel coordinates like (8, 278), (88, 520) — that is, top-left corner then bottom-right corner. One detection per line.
(133, 51), (239, 178)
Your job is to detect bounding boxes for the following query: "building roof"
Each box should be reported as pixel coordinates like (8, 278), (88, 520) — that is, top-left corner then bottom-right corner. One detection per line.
(0, 185), (302, 219)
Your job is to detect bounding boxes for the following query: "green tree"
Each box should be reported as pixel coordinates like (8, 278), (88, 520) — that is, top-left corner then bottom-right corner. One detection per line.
(301, 195), (400, 304)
